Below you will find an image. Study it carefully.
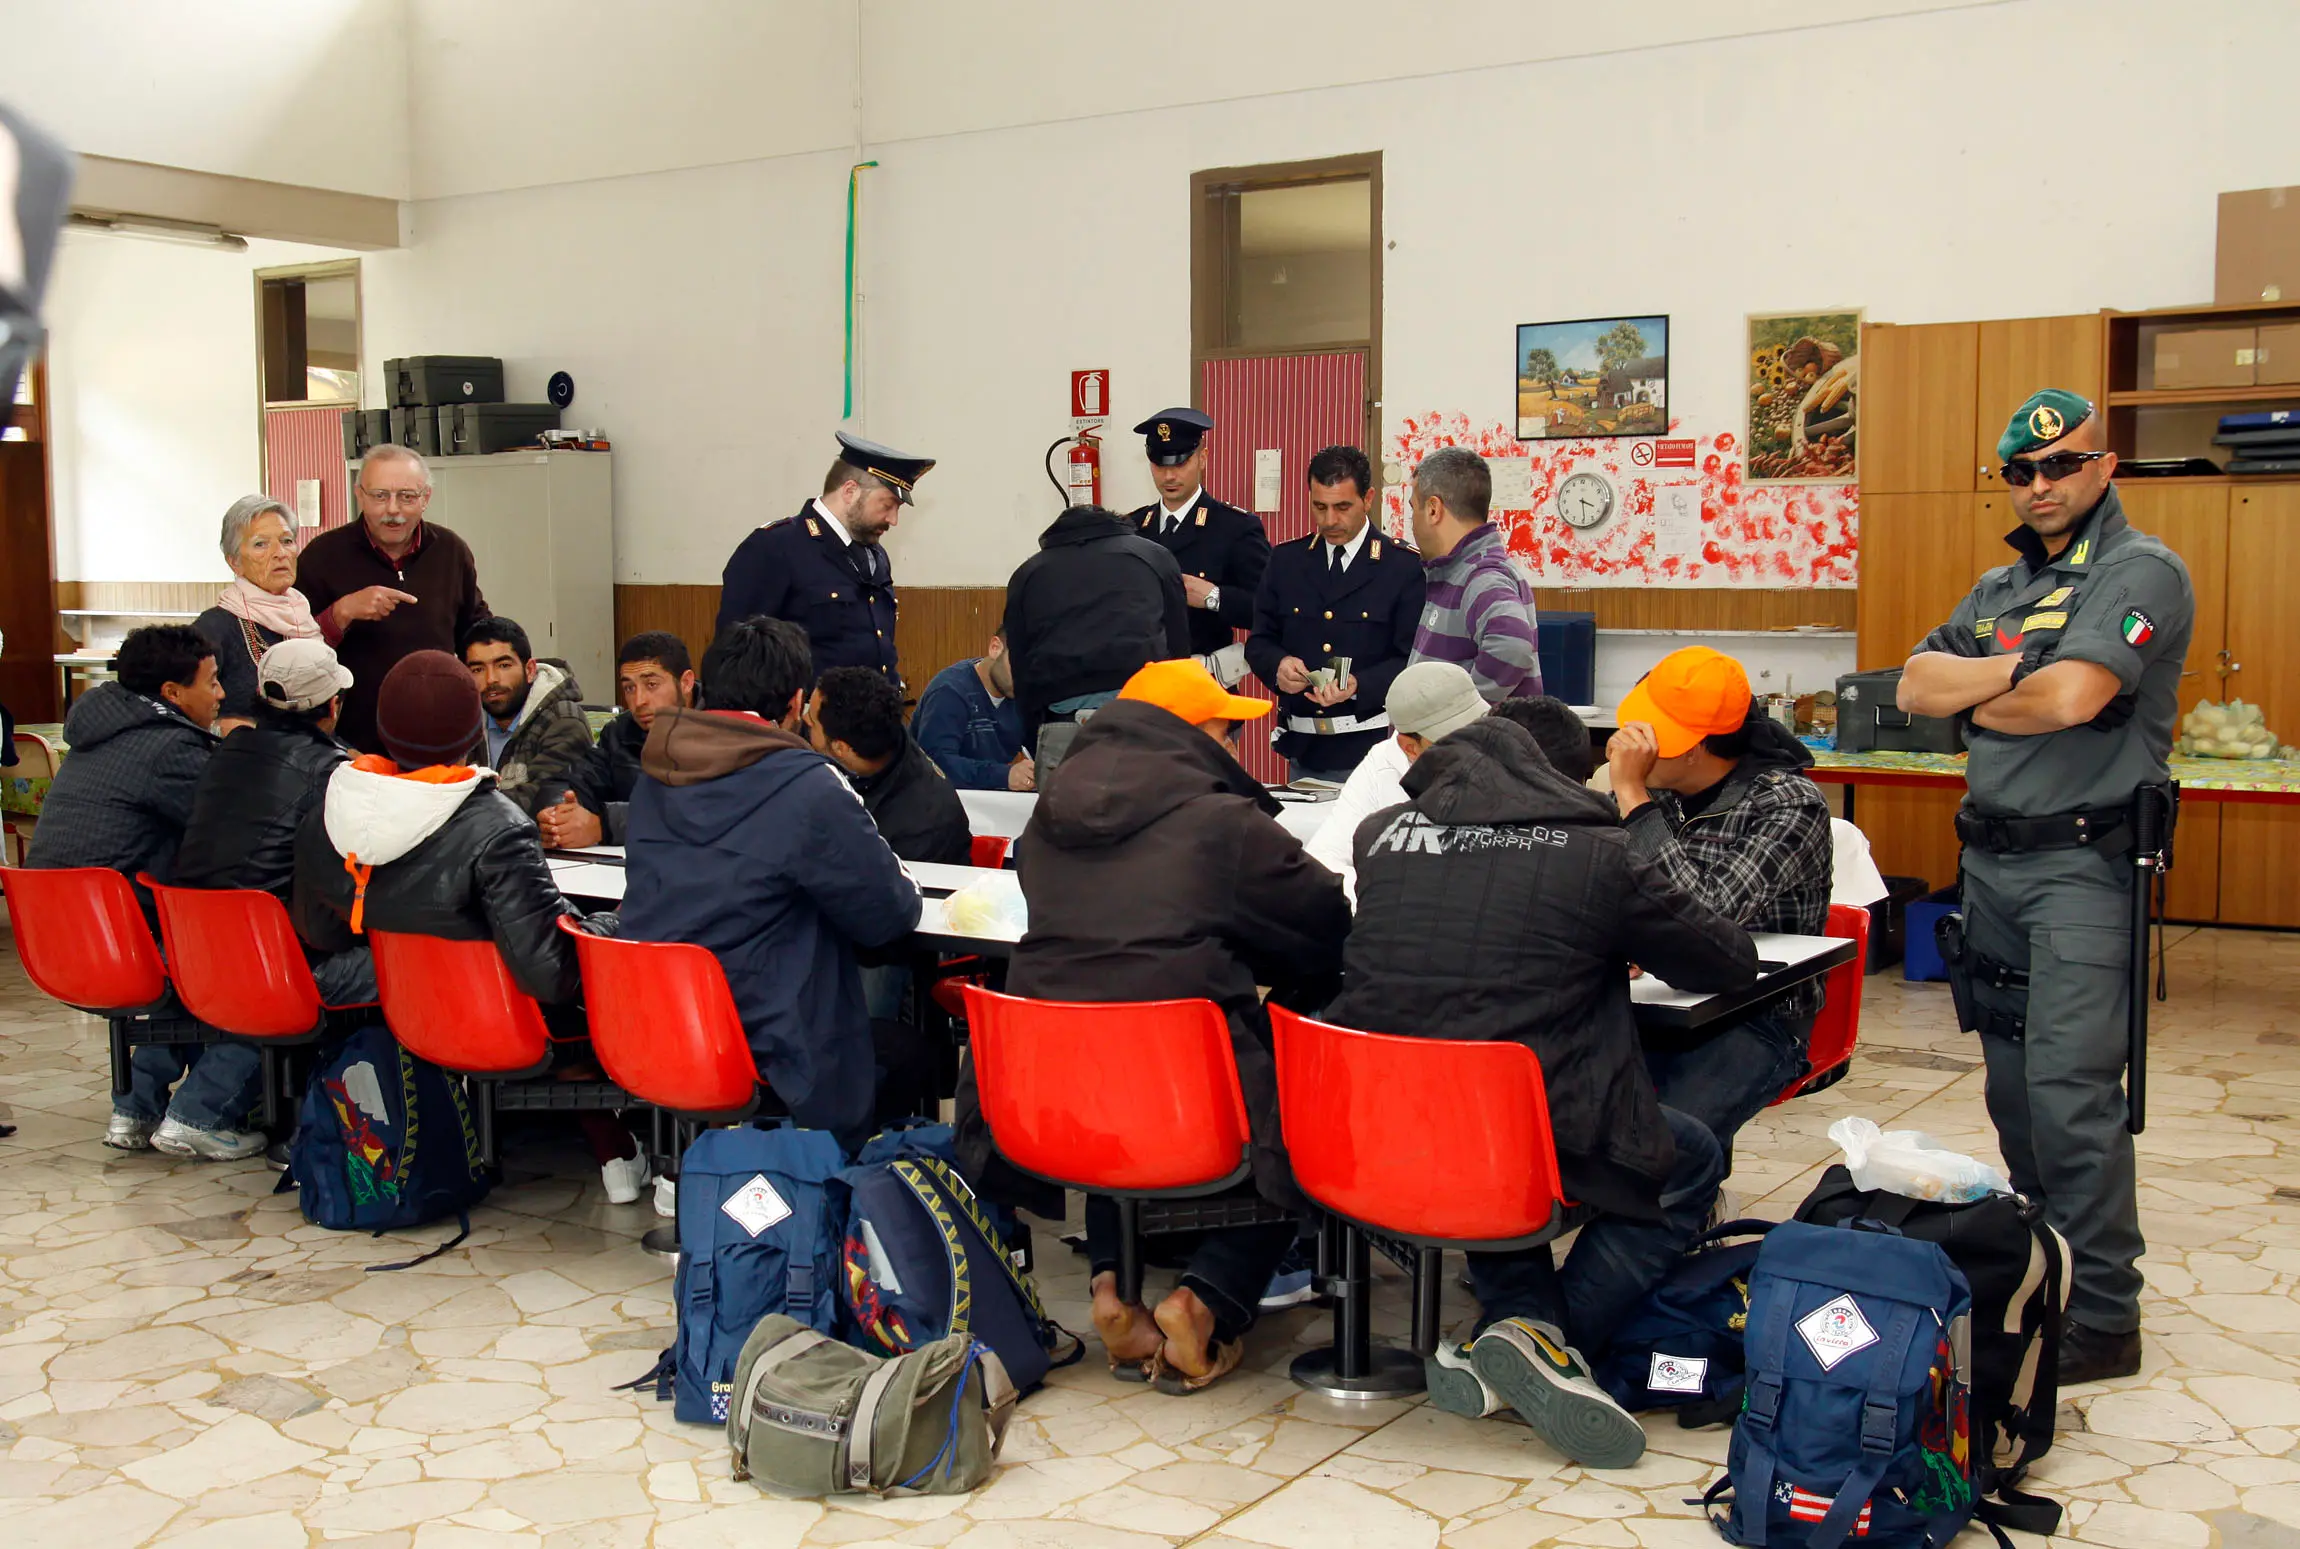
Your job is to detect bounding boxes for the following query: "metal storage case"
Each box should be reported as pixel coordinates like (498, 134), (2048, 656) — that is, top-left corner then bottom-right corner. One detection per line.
(1834, 668), (1965, 754)
(389, 405), (450, 459)
(386, 355), (505, 408)
(439, 402), (561, 457)
(339, 408), (393, 461)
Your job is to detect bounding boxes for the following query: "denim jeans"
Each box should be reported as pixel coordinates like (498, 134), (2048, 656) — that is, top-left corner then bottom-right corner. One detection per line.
(119, 1041), (264, 1131)
(1643, 1007), (1811, 1180)
(1466, 1105), (1724, 1361)
(1084, 1192), (1298, 1344)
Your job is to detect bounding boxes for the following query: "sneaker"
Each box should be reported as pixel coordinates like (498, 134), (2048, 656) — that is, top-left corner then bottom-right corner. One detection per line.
(105, 1112), (156, 1151)
(150, 1116), (268, 1161)
(601, 1149), (653, 1206)
(654, 1174), (677, 1218)
(1425, 1338), (1505, 1418)
(2057, 1319), (2142, 1385)
(1258, 1245), (1317, 1311)
(1470, 1318), (1646, 1468)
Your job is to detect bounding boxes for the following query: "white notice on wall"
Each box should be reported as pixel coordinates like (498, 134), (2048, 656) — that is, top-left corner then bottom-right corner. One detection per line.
(1254, 448), (1283, 512)
(1653, 480), (1704, 559)
(1489, 456), (1535, 510)
(295, 478), (322, 528)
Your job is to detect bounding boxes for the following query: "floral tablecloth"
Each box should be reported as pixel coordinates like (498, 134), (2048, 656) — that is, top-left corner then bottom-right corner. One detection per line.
(1804, 744), (2300, 799)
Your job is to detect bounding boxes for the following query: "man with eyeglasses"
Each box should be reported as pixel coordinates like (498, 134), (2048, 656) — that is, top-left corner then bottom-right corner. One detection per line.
(296, 442), (490, 752)
(1898, 389), (2193, 1386)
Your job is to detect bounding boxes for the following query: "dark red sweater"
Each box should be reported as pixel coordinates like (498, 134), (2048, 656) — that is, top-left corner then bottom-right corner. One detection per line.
(296, 519), (490, 753)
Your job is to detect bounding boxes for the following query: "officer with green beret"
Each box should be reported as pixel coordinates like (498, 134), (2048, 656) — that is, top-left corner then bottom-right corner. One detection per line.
(1899, 388), (2192, 1384)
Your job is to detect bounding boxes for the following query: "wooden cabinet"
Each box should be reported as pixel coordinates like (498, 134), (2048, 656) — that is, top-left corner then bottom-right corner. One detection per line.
(2217, 484), (2300, 927)
(1861, 322), (1978, 495)
(2121, 484), (2231, 924)
(1971, 315), (2105, 490)
(1855, 493), (1995, 669)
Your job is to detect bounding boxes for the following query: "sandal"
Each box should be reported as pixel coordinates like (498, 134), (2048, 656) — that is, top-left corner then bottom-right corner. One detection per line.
(1150, 1337), (1245, 1394)
(1149, 1285), (1244, 1393)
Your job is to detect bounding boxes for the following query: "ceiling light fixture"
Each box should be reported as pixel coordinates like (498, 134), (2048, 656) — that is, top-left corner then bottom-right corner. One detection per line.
(68, 210), (249, 252)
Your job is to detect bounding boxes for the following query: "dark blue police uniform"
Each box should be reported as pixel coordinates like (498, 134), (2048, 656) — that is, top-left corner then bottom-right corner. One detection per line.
(716, 502), (900, 681)
(1244, 527), (1425, 774)
(1124, 408), (1272, 658)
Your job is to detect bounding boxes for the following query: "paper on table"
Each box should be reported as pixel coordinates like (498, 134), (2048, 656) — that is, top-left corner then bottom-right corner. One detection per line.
(1653, 480), (1705, 559)
(1489, 456), (1536, 510)
(1254, 449), (1283, 513)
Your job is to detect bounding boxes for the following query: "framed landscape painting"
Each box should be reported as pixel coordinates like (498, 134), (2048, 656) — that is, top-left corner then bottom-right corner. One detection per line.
(1515, 315), (1668, 441)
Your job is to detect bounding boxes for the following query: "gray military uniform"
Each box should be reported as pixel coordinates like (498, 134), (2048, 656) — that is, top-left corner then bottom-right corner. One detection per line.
(1915, 484), (2192, 1335)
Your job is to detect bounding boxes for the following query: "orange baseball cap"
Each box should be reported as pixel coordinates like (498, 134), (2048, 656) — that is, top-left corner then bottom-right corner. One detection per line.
(1616, 646), (1753, 758)
(1118, 659), (1274, 725)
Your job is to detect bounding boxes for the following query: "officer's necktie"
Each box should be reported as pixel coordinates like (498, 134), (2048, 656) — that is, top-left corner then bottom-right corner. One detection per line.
(1328, 544), (1342, 577)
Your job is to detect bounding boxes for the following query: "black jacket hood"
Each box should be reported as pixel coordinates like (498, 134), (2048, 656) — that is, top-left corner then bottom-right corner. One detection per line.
(1037, 507), (1138, 550)
(1402, 718), (1618, 829)
(1033, 698), (1276, 848)
(60, 680), (210, 754)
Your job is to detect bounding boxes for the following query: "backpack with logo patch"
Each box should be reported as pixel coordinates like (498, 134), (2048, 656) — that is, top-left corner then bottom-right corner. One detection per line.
(1794, 1167), (2067, 1538)
(661, 1121), (849, 1424)
(287, 1022), (490, 1264)
(833, 1123), (1077, 1395)
(1594, 1218), (1773, 1420)
(1702, 1219), (1982, 1549)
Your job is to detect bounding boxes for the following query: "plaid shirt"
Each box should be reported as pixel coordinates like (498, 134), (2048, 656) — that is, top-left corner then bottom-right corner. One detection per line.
(1622, 760), (1834, 1022)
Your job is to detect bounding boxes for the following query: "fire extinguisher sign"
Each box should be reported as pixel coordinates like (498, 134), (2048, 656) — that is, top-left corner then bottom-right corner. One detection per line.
(1071, 369), (1109, 427)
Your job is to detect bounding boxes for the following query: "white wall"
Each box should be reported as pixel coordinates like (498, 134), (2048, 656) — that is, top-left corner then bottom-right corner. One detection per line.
(0, 0), (409, 198)
(43, 230), (358, 584)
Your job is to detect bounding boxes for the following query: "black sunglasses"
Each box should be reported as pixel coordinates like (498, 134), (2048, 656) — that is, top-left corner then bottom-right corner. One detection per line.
(1999, 450), (2107, 487)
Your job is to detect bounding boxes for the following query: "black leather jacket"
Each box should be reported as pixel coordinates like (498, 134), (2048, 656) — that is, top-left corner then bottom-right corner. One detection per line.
(175, 713), (348, 902)
(292, 771), (591, 1005)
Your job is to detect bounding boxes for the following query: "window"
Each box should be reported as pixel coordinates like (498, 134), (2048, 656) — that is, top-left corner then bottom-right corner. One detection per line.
(1203, 176), (1372, 351)
(258, 263), (360, 406)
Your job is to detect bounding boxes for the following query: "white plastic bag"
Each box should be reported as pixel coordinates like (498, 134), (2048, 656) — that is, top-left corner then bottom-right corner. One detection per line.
(1826, 1116), (2010, 1203)
(944, 870), (1028, 939)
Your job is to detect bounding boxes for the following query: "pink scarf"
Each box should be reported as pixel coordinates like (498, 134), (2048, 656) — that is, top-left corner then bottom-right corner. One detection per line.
(216, 576), (323, 639)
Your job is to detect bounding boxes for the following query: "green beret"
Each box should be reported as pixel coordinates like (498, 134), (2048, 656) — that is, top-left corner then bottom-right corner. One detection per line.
(1999, 389), (2095, 461)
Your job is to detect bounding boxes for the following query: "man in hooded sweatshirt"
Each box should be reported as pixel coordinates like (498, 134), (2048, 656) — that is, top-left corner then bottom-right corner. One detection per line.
(617, 616), (921, 1148)
(291, 650), (648, 1204)
(460, 615), (594, 817)
(1000, 658), (1350, 1394)
(1325, 661), (1757, 1469)
(1607, 647), (1834, 1177)
(1000, 504), (1192, 744)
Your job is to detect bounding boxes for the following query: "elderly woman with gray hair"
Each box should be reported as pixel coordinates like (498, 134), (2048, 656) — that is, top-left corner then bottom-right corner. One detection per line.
(192, 495), (326, 732)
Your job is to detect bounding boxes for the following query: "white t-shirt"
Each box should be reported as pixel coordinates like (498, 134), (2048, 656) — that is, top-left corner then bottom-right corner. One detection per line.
(1303, 734), (1412, 908)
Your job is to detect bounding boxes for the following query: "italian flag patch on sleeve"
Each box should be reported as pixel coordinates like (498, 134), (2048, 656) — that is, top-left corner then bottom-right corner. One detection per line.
(2121, 610), (2154, 647)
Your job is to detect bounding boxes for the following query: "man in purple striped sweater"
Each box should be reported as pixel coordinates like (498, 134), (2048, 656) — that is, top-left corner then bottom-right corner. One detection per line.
(1407, 448), (1542, 700)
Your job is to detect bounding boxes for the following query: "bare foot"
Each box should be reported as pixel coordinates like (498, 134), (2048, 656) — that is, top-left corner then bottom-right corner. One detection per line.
(1153, 1285), (1220, 1378)
(1092, 1272), (1162, 1367)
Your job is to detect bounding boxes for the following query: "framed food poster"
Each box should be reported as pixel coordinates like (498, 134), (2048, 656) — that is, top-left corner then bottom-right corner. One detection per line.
(1516, 315), (1668, 441)
(1747, 310), (1861, 482)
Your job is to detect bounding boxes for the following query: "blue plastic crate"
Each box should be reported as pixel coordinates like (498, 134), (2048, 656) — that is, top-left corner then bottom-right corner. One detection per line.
(1903, 885), (1961, 982)
(1536, 611), (1595, 704)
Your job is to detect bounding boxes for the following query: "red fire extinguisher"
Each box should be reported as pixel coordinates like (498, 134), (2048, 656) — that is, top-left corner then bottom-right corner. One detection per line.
(1043, 427), (1101, 509)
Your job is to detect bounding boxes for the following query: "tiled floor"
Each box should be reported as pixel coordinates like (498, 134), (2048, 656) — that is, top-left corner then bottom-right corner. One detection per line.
(5, 919), (2300, 1549)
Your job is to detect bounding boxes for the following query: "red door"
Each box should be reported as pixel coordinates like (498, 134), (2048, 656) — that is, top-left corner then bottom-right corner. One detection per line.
(1200, 350), (1368, 785)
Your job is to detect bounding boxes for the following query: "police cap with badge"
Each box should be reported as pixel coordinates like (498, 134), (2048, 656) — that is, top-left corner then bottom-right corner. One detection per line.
(1996, 389), (2102, 485)
(834, 430), (935, 504)
(1134, 408), (1213, 465)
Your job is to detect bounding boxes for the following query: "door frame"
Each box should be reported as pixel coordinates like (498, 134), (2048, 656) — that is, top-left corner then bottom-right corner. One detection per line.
(252, 257), (363, 485)
(1189, 152), (1383, 462)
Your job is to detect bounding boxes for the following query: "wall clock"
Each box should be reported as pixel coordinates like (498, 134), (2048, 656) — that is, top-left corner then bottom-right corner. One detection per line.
(1557, 470), (1615, 530)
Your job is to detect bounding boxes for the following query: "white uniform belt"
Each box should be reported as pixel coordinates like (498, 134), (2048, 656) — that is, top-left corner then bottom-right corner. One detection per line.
(1282, 712), (1391, 736)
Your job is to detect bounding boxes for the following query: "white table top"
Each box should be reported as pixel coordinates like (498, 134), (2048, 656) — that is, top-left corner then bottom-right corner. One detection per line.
(959, 788), (1330, 844)
(1629, 932), (1841, 1009)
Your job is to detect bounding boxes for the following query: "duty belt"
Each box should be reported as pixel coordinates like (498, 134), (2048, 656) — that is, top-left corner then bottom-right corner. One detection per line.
(1955, 805), (2131, 855)
(1282, 711), (1391, 736)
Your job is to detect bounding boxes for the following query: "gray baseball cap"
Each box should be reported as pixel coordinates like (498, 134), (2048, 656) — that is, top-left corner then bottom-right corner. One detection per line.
(257, 638), (354, 713)
(1386, 661), (1487, 742)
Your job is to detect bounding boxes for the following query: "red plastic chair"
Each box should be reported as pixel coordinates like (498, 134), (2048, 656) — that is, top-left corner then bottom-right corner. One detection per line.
(963, 986), (1255, 1306)
(1770, 903), (1871, 1105)
(0, 865), (191, 1108)
(369, 931), (553, 1077)
(969, 834), (1011, 869)
(1271, 1004), (1580, 1396)
(558, 917), (759, 1121)
(144, 878), (336, 1040)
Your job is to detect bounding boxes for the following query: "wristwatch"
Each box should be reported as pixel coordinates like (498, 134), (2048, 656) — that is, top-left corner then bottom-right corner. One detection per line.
(1202, 585), (1222, 612)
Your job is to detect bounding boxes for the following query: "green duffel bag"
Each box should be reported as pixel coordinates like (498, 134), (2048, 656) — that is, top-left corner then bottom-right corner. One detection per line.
(726, 1314), (1018, 1496)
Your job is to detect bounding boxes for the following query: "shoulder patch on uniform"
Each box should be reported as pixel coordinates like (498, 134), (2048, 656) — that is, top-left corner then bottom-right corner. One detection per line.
(1370, 538), (1383, 560)
(2068, 538), (2092, 565)
(2038, 586), (2074, 606)
(1195, 511), (1206, 526)
(805, 517), (821, 537)
(2120, 609), (2155, 647)
(1973, 616), (1995, 638)
(2020, 610), (2068, 632)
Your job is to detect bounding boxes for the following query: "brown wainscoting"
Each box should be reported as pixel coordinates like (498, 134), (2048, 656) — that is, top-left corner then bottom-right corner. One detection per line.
(1530, 588), (1856, 631)
(611, 583), (1008, 705)
(55, 580), (223, 613)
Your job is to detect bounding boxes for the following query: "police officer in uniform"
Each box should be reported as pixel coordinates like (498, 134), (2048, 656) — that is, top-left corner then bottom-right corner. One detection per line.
(715, 431), (935, 683)
(1244, 445), (1424, 778)
(1126, 408), (1271, 683)
(1899, 389), (2192, 1384)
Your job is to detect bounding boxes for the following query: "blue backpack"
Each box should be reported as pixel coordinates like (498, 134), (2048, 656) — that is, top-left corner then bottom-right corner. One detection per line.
(833, 1123), (1076, 1395)
(1702, 1219), (1980, 1549)
(664, 1122), (848, 1424)
(287, 1022), (490, 1266)
(1595, 1219), (1773, 1418)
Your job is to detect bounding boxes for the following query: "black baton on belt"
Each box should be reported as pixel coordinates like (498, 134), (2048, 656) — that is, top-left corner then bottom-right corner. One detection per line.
(2127, 782), (2176, 1135)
